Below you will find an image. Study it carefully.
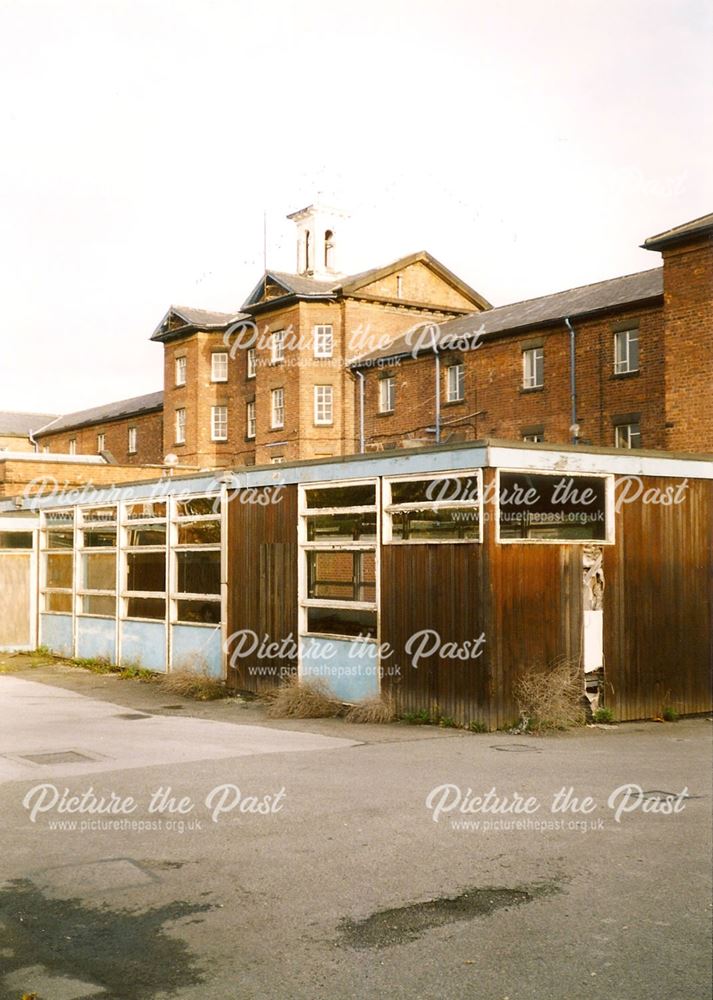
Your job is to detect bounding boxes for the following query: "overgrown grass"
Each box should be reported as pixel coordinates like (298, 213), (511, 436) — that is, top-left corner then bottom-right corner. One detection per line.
(514, 657), (586, 732)
(68, 656), (158, 683)
(265, 676), (342, 719)
(344, 695), (396, 724)
(159, 670), (228, 701)
(401, 708), (432, 725)
(467, 720), (488, 733)
(592, 707), (615, 724)
(661, 706), (679, 722)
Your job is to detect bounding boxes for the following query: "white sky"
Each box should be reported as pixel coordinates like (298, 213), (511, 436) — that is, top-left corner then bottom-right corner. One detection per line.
(0, 0), (711, 414)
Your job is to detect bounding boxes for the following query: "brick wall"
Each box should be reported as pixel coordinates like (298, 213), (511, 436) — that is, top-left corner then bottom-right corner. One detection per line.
(0, 460), (164, 499)
(659, 237), (713, 452)
(359, 302), (668, 451)
(36, 409), (164, 465)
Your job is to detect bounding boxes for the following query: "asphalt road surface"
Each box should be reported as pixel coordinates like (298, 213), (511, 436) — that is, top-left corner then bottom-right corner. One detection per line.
(0, 664), (710, 1000)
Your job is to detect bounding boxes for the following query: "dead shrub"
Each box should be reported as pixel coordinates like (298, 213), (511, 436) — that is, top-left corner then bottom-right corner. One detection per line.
(160, 669), (228, 701)
(514, 657), (586, 732)
(344, 695), (396, 724)
(266, 676), (342, 719)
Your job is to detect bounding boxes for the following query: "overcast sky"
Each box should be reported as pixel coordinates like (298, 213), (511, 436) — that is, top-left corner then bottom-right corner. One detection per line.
(1, 0), (711, 415)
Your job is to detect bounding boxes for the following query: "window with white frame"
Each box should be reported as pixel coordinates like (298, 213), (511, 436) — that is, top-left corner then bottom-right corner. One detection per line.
(211, 352), (229, 382)
(614, 329), (639, 374)
(78, 507), (117, 616)
(247, 348), (257, 379)
(522, 431), (544, 443)
(497, 471), (611, 542)
(171, 495), (221, 625)
(40, 509), (74, 613)
(446, 363), (465, 402)
(271, 456), (285, 464)
(97, 433), (105, 453)
(313, 324), (333, 358)
(379, 376), (395, 413)
(246, 400), (256, 439)
(314, 385), (333, 425)
(383, 472), (482, 543)
(175, 408), (186, 444)
(211, 405), (228, 441)
(299, 481), (378, 638)
(122, 501), (167, 620)
(615, 421), (641, 449)
(271, 329), (285, 363)
(271, 388), (285, 428)
(69, 439), (76, 455)
(522, 347), (544, 389)
(175, 355), (187, 386)
(128, 427), (137, 454)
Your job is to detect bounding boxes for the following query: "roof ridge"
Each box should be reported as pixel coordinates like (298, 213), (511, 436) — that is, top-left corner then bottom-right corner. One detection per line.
(483, 266), (663, 315)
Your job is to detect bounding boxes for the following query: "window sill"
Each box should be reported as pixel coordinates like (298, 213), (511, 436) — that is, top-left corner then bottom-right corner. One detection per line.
(443, 398), (465, 407)
(314, 423), (334, 428)
(520, 386), (544, 394)
(611, 370), (640, 380)
(376, 410), (394, 417)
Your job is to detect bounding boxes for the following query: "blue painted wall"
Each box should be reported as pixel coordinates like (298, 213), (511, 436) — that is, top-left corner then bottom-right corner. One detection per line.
(120, 620), (167, 672)
(300, 635), (379, 702)
(40, 614), (73, 657)
(76, 616), (116, 662)
(171, 624), (223, 678)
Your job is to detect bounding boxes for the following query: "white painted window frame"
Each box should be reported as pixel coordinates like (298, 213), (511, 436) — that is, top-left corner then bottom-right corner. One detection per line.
(313, 324), (333, 358)
(379, 377), (395, 413)
(211, 405), (228, 442)
(313, 384), (334, 426)
(175, 408), (186, 445)
(175, 355), (187, 386)
(446, 363), (465, 402)
(614, 329), (639, 375)
(382, 469), (483, 545)
(271, 329), (285, 364)
(271, 388), (285, 429)
(211, 352), (229, 383)
(522, 347), (544, 389)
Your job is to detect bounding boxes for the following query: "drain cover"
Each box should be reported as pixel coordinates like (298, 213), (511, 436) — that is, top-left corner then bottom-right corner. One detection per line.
(115, 713), (151, 720)
(19, 750), (97, 765)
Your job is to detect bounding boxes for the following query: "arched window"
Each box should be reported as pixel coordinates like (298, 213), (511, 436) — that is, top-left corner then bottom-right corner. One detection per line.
(305, 230), (311, 272)
(324, 229), (334, 269)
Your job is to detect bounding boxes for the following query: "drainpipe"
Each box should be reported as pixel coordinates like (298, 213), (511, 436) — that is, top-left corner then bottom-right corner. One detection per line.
(355, 370), (365, 453)
(434, 350), (441, 444)
(565, 317), (578, 444)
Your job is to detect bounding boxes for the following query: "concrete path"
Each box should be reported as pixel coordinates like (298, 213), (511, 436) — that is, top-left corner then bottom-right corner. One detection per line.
(0, 676), (358, 784)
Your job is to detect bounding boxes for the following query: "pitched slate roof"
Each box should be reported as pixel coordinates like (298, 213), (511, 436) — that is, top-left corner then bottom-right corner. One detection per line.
(643, 212), (713, 251)
(0, 411), (58, 437)
(351, 267), (663, 365)
(151, 305), (249, 343)
(34, 391), (164, 436)
(242, 251), (490, 312)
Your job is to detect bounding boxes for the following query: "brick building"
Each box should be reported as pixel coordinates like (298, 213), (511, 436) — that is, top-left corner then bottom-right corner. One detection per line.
(28, 206), (713, 466)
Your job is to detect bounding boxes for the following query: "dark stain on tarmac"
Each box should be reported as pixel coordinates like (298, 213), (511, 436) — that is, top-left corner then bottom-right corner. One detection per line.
(0, 879), (213, 999)
(339, 882), (561, 949)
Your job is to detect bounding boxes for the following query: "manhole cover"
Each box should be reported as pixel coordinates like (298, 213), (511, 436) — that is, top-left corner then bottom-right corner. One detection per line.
(115, 713), (151, 720)
(18, 750), (97, 765)
(490, 744), (543, 753)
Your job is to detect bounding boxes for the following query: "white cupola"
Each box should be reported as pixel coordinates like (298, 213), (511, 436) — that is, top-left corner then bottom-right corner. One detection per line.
(287, 203), (348, 278)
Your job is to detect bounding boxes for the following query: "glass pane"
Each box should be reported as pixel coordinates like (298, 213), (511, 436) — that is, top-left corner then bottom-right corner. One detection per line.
(175, 497), (220, 517)
(82, 594), (116, 616)
(307, 550), (375, 602)
(176, 600), (221, 625)
(126, 597), (165, 620)
(45, 511), (73, 527)
(498, 472), (607, 541)
(0, 532), (32, 549)
(82, 528), (117, 548)
(126, 525), (166, 546)
(306, 512), (376, 542)
(176, 550), (221, 595)
(82, 552), (116, 591)
(45, 591), (72, 612)
(306, 607), (376, 638)
(47, 530), (73, 550)
(124, 501), (166, 520)
(304, 483), (375, 509)
(177, 520), (221, 545)
(391, 508), (480, 540)
(83, 507), (117, 524)
(126, 550), (166, 592)
(390, 476), (480, 506)
(46, 552), (73, 588)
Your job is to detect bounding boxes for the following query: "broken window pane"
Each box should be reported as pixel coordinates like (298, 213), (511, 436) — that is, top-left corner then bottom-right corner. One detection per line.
(81, 552), (116, 591)
(175, 497), (220, 518)
(47, 530), (73, 550)
(306, 606), (377, 638)
(126, 550), (166, 592)
(124, 502), (166, 520)
(498, 472), (608, 541)
(304, 483), (375, 509)
(126, 597), (165, 620)
(82, 528), (117, 548)
(176, 550), (221, 595)
(176, 600), (221, 625)
(125, 525), (166, 547)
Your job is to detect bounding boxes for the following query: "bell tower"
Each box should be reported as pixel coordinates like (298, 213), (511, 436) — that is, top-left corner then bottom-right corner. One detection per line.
(287, 203), (348, 278)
